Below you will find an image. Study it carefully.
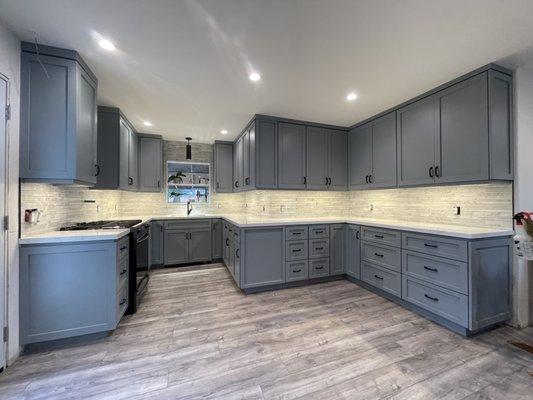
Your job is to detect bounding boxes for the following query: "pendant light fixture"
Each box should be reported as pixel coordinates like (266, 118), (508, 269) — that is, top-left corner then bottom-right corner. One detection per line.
(185, 137), (192, 160)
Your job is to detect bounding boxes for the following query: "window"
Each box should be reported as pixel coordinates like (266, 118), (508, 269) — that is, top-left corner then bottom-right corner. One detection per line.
(166, 161), (210, 204)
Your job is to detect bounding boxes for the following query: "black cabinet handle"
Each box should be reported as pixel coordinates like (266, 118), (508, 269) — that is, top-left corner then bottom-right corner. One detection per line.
(293, 269), (302, 273)
(120, 245), (127, 251)
(315, 230), (324, 234)
(119, 298), (127, 306)
(423, 266), (438, 272)
(236, 249), (240, 258)
(293, 249), (302, 252)
(424, 243), (438, 248)
(128, 177), (133, 185)
(429, 166), (434, 178)
(374, 234), (384, 239)
(374, 274), (384, 280)
(424, 294), (439, 302)
(435, 166), (440, 178)
(316, 266), (324, 270)
(94, 164), (100, 177)
(157, 180), (161, 188)
(293, 232), (301, 235)
(120, 269), (127, 276)
(160, 225), (163, 232)
(374, 252), (384, 258)
(355, 230), (360, 240)
(303, 176), (307, 185)
(245, 177), (250, 185)
(315, 247), (324, 251)
(225, 238), (229, 246)
(325, 177), (329, 185)
(369, 175), (373, 184)
(328, 177), (332, 185)
(235, 181), (239, 188)
(365, 175), (369, 184)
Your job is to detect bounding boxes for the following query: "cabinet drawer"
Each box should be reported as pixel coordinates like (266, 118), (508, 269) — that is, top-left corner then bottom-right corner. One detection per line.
(309, 225), (329, 239)
(309, 238), (330, 259)
(402, 251), (468, 294)
(361, 242), (401, 272)
(164, 219), (211, 230)
(402, 276), (468, 327)
(116, 282), (129, 323)
(116, 255), (129, 291)
(309, 258), (330, 278)
(402, 232), (467, 261)
(286, 260), (309, 282)
(361, 262), (401, 298)
(285, 226), (308, 241)
(117, 236), (129, 260)
(361, 226), (401, 247)
(285, 240), (308, 261)
(232, 228), (240, 242)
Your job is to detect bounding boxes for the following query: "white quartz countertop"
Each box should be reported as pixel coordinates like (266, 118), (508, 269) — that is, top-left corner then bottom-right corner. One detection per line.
(19, 214), (514, 244)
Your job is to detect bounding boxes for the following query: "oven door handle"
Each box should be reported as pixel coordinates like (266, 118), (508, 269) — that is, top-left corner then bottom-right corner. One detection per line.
(137, 234), (150, 244)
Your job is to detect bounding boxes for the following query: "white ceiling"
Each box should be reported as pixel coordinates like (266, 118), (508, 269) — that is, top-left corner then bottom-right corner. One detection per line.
(2, 0), (533, 143)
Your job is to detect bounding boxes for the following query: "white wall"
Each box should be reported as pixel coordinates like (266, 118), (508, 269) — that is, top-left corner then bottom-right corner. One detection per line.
(0, 21), (20, 364)
(512, 66), (533, 327)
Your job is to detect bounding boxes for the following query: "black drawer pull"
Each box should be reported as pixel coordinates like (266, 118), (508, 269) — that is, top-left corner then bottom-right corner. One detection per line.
(315, 247), (324, 251)
(374, 252), (384, 258)
(424, 294), (439, 302)
(236, 249), (240, 258)
(374, 234), (384, 239)
(424, 243), (438, 248)
(225, 238), (229, 246)
(120, 245), (127, 251)
(292, 232), (301, 235)
(120, 269), (127, 276)
(292, 249), (302, 253)
(293, 269), (302, 273)
(314, 230), (324, 234)
(356, 230), (360, 240)
(119, 298), (127, 306)
(423, 266), (438, 272)
(374, 274), (384, 280)
(316, 266), (324, 270)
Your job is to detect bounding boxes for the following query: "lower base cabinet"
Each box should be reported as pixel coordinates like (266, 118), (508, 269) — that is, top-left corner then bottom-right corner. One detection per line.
(19, 238), (128, 345)
(345, 225), (361, 279)
(361, 261), (402, 297)
(163, 220), (212, 265)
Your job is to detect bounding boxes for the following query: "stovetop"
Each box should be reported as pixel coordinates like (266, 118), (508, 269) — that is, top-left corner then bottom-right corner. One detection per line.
(60, 219), (142, 231)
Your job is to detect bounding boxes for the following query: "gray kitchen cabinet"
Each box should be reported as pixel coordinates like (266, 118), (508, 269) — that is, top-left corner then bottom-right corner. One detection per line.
(214, 141), (233, 193)
(328, 129), (348, 190)
(96, 107), (138, 190)
(330, 224), (346, 275)
(278, 122), (307, 189)
(369, 112), (397, 188)
(138, 134), (162, 192)
(241, 227), (285, 289)
(306, 126), (329, 190)
(164, 229), (188, 265)
(20, 43), (98, 185)
(348, 124), (372, 189)
(233, 135), (244, 191)
(242, 123), (256, 189)
(151, 220), (164, 266)
(255, 119), (278, 188)
(211, 219), (223, 259)
(20, 238), (127, 344)
(189, 229), (212, 262)
(163, 220), (212, 265)
(345, 225), (361, 279)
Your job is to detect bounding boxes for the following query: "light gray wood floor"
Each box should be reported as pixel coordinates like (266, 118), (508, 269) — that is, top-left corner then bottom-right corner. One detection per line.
(1, 264), (532, 399)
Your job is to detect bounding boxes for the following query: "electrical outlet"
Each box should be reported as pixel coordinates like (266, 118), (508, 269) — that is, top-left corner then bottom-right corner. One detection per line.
(453, 206), (461, 215)
(262, 205), (266, 212)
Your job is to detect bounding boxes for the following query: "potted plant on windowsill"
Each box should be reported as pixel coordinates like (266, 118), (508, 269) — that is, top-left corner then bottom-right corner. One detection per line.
(168, 172), (186, 184)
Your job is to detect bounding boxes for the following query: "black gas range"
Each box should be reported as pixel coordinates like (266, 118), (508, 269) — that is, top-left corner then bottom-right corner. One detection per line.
(60, 219), (150, 315)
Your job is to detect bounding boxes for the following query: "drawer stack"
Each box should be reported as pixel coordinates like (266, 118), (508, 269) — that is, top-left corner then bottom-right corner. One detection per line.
(116, 236), (130, 324)
(223, 221), (240, 285)
(401, 233), (469, 327)
(285, 225), (330, 281)
(360, 226), (402, 297)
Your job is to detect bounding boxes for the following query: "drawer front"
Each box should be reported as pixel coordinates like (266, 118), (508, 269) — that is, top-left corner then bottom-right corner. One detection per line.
(285, 240), (308, 261)
(116, 282), (129, 324)
(361, 262), (401, 298)
(309, 238), (330, 259)
(232, 227), (240, 242)
(402, 276), (468, 327)
(117, 236), (129, 260)
(286, 260), (309, 282)
(402, 251), (468, 294)
(116, 255), (129, 291)
(164, 219), (211, 230)
(309, 225), (329, 239)
(309, 258), (330, 278)
(285, 226), (309, 241)
(402, 232), (467, 261)
(361, 226), (401, 247)
(361, 242), (401, 272)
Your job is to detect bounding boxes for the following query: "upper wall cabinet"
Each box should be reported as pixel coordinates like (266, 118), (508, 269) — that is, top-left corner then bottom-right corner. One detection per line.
(95, 106), (138, 191)
(397, 70), (513, 186)
(138, 134), (163, 192)
(278, 122), (307, 189)
(306, 127), (347, 190)
(349, 112), (397, 190)
(214, 141), (233, 193)
(20, 43), (98, 185)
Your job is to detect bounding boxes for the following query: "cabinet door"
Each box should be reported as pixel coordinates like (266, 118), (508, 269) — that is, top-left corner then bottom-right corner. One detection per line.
(128, 129), (139, 190)
(255, 120), (278, 188)
(330, 224), (345, 275)
(189, 229), (212, 263)
(345, 225), (361, 279)
(164, 230), (188, 265)
(278, 122), (306, 189)
(370, 112), (397, 188)
(328, 130), (348, 190)
(243, 125), (256, 188)
(348, 124), (372, 189)
(211, 219), (223, 259)
(118, 119), (130, 190)
(397, 96), (437, 186)
(76, 67), (98, 185)
(306, 126), (328, 190)
(138, 136), (162, 192)
(214, 142), (233, 193)
(151, 220), (164, 266)
(436, 73), (489, 183)
(233, 136), (244, 191)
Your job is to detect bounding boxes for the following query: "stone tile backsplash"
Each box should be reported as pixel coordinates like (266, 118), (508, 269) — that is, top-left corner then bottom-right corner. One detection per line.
(20, 141), (513, 235)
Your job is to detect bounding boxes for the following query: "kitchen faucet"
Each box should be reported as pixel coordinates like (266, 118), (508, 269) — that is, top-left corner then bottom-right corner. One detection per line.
(187, 200), (193, 216)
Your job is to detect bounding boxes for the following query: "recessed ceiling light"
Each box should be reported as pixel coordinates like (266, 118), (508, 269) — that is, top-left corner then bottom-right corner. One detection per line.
(346, 92), (358, 101)
(249, 72), (261, 82)
(98, 38), (115, 51)
(220, 129), (228, 135)
(143, 121), (153, 127)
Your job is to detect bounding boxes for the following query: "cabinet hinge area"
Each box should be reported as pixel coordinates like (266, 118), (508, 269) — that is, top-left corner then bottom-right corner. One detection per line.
(3, 326), (7, 342)
(5, 104), (10, 121)
(3, 216), (8, 231)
